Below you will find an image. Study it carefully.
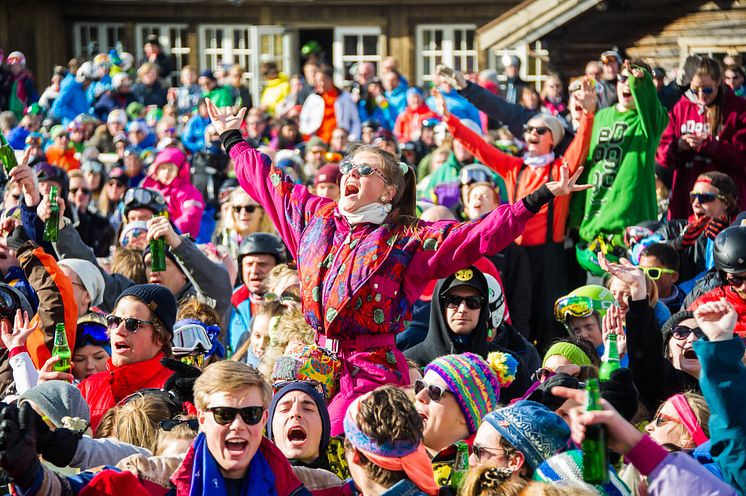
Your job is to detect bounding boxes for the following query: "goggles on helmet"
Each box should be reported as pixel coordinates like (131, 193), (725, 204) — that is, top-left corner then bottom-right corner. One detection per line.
(554, 295), (596, 322)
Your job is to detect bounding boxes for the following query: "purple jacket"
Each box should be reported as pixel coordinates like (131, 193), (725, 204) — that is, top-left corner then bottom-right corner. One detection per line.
(626, 434), (737, 495)
(230, 140), (535, 340)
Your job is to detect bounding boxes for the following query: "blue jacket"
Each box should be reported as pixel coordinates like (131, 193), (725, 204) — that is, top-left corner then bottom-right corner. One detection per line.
(228, 285), (253, 352)
(183, 115), (211, 154)
(426, 88), (480, 127)
(385, 83), (409, 119)
(51, 80), (90, 125)
(6, 125), (30, 150)
(694, 337), (746, 494)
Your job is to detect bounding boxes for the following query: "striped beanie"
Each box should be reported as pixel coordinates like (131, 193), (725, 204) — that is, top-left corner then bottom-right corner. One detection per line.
(533, 449), (631, 496)
(424, 353), (501, 434)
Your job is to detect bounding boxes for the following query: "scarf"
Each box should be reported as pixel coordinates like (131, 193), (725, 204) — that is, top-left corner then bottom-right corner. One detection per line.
(337, 202), (392, 226)
(344, 394), (439, 496)
(189, 432), (277, 496)
(522, 152), (555, 168)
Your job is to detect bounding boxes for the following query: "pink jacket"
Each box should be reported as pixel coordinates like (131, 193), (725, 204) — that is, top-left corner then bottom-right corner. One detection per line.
(656, 87), (746, 218)
(142, 147), (205, 238)
(230, 141), (535, 340)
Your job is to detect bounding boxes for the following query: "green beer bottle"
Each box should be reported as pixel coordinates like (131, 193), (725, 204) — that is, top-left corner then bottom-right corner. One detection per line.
(43, 186), (60, 242)
(150, 211), (168, 272)
(599, 333), (621, 381)
(582, 378), (609, 484)
(52, 323), (71, 374)
(0, 133), (17, 175)
(450, 441), (470, 489)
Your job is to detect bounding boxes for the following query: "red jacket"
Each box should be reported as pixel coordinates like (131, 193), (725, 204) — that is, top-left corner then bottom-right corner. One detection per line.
(656, 87), (746, 219)
(690, 285), (746, 337)
(78, 352), (173, 432)
(394, 104), (437, 143)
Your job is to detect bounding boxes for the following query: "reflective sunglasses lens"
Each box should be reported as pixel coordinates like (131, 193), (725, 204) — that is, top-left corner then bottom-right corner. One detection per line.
(239, 406), (264, 425)
(106, 315), (121, 330)
(414, 379), (426, 395)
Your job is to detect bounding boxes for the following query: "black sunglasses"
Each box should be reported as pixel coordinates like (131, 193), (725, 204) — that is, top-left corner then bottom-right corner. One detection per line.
(70, 187), (91, 195)
(443, 294), (485, 310)
(232, 205), (258, 214)
(159, 418), (199, 431)
(671, 325), (704, 341)
(107, 315), (155, 333)
(523, 125), (550, 135)
(414, 379), (451, 402)
(206, 406), (264, 426)
(726, 275), (746, 287)
(689, 192), (723, 204)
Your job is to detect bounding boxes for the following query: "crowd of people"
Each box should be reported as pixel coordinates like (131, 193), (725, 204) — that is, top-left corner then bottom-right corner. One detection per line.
(0, 34), (744, 495)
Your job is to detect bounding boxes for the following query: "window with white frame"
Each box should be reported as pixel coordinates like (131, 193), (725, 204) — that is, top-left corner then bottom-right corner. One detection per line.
(199, 25), (293, 103)
(333, 27), (383, 87)
(73, 23), (125, 60)
(490, 41), (550, 90)
(416, 24), (477, 86)
(136, 24), (190, 86)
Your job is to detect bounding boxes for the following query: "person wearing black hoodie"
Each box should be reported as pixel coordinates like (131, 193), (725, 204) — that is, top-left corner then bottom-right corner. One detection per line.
(405, 266), (538, 401)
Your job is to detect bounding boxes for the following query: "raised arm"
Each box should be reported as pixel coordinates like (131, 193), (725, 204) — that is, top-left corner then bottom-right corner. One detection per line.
(628, 63), (669, 141)
(209, 99), (329, 259)
(561, 77), (597, 173)
(408, 165), (590, 284)
(437, 65), (535, 138)
(435, 88), (522, 178)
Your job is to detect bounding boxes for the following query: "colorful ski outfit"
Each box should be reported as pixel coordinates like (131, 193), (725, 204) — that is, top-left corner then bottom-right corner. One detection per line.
(225, 130), (542, 434)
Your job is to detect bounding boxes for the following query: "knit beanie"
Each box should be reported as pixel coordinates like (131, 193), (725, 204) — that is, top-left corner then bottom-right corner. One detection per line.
(533, 449), (631, 496)
(483, 400), (570, 469)
(20, 381), (91, 430)
(58, 259), (105, 308)
(266, 381), (331, 457)
(424, 352), (501, 434)
(532, 114), (565, 149)
(542, 342), (593, 368)
(115, 284), (177, 332)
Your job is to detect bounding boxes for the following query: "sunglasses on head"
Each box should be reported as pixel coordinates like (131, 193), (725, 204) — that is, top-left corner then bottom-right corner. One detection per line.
(689, 192), (724, 204)
(414, 379), (451, 402)
(159, 418), (199, 431)
(443, 294), (484, 310)
(726, 274), (746, 287)
(206, 406), (264, 426)
(106, 315), (154, 333)
(523, 125), (551, 135)
(232, 205), (258, 214)
(671, 325), (704, 341)
(641, 266), (676, 280)
(339, 160), (389, 182)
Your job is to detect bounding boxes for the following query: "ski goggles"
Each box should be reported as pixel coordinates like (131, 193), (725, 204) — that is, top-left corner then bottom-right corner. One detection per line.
(554, 295), (597, 321)
(123, 187), (166, 210)
(459, 167), (495, 186)
(640, 266), (676, 280)
(172, 323), (213, 355)
(77, 322), (109, 345)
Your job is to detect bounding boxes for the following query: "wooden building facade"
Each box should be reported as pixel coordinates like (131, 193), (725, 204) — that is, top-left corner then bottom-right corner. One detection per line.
(0, 0), (744, 100)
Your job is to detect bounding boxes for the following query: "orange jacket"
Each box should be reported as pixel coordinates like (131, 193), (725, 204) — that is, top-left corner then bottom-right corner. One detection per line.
(18, 243), (78, 369)
(445, 112), (594, 246)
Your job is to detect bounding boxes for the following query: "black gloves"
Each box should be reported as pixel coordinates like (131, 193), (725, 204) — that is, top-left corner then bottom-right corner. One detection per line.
(0, 402), (41, 490)
(527, 373), (581, 411)
(29, 407), (81, 468)
(162, 357), (202, 405)
(600, 368), (640, 421)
